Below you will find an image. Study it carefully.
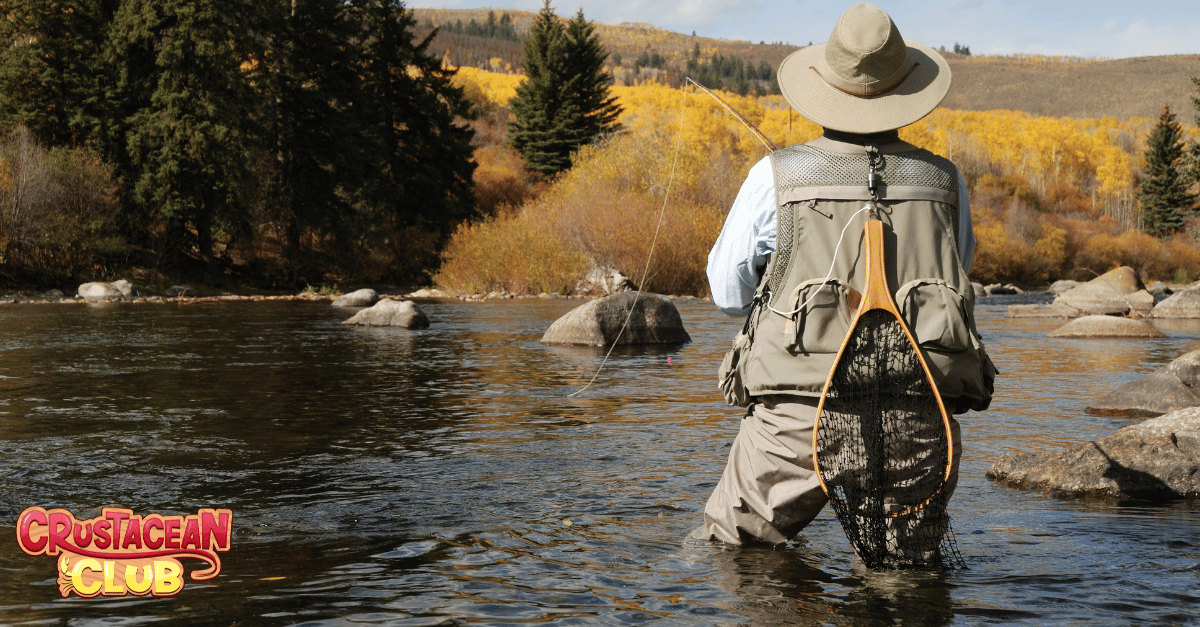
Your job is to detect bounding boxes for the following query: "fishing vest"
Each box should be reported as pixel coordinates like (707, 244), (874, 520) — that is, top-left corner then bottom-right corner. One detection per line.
(731, 138), (994, 412)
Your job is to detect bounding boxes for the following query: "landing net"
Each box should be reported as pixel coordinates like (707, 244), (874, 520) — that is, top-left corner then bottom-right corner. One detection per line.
(817, 309), (965, 570)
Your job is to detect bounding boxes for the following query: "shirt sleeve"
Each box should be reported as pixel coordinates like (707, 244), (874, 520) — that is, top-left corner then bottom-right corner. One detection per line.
(707, 156), (777, 317)
(957, 170), (976, 274)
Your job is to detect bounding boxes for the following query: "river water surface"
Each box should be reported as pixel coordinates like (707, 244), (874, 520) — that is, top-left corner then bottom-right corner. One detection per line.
(0, 295), (1198, 626)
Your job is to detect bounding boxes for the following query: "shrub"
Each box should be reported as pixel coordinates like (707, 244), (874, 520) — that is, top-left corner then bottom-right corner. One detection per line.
(436, 106), (741, 296)
(0, 126), (122, 283)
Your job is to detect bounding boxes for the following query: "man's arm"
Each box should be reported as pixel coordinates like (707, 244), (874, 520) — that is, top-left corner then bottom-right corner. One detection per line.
(706, 156), (777, 317)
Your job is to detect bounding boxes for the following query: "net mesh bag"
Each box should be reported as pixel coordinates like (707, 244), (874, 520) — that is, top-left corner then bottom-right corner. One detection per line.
(817, 309), (965, 570)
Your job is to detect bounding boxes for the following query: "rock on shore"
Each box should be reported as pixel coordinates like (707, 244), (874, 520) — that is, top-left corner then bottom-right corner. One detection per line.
(341, 299), (429, 328)
(541, 292), (690, 346)
(1046, 315), (1166, 338)
(78, 282), (127, 302)
(987, 407), (1200, 501)
(332, 288), (379, 308)
(1087, 350), (1200, 417)
(1009, 266), (1153, 318)
(1152, 283), (1200, 318)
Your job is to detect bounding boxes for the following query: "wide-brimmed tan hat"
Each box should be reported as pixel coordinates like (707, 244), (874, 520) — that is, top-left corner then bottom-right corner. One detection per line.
(778, 3), (950, 133)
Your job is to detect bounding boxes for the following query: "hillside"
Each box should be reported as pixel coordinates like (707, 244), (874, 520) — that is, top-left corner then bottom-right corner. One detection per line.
(413, 8), (1199, 124)
(943, 54), (1200, 122)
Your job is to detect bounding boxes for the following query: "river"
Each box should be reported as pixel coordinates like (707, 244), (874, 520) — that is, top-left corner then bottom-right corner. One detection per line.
(0, 295), (1197, 625)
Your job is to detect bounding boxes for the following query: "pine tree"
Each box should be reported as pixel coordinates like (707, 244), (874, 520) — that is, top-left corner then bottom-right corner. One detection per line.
(254, 0), (360, 277)
(563, 9), (621, 144)
(1138, 104), (1197, 237)
(507, 1), (571, 175)
(1190, 76), (1200, 189)
(351, 0), (476, 282)
(107, 0), (259, 269)
(507, 2), (619, 176)
(0, 0), (116, 146)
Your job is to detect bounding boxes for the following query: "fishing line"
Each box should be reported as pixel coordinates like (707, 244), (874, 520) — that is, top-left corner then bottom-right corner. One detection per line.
(566, 81), (691, 398)
(567, 79), (785, 397)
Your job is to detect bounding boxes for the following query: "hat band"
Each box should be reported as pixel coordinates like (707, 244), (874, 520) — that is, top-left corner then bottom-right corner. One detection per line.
(809, 62), (921, 99)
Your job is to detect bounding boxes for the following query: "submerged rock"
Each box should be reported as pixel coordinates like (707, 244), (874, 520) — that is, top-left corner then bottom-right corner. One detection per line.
(332, 288), (379, 308)
(985, 283), (1023, 295)
(1087, 350), (1200, 417)
(987, 407), (1200, 500)
(1046, 315), (1166, 338)
(1006, 303), (1078, 318)
(341, 299), (429, 328)
(541, 292), (690, 346)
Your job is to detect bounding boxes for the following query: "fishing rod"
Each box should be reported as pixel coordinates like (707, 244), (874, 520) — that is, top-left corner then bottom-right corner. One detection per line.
(685, 78), (779, 152)
(567, 78), (781, 398)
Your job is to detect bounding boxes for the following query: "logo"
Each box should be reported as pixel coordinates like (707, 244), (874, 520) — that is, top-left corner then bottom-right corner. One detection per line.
(16, 507), (232, 598)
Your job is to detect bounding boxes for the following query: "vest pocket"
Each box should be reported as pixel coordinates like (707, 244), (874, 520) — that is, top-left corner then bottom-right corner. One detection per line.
(718, 329), (753, 406)
(786, 278), (857, 355)
(895, 279), (972, 353)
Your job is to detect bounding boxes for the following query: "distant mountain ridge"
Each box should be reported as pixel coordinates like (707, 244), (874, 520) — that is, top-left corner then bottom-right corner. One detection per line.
(414, 8), (1200, 123)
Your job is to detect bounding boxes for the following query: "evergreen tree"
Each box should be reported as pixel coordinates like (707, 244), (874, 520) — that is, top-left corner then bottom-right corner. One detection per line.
(563, 9), (621, 143)
(507, 1), (571, 175)
(106, 0), (259, 269)
(1139, 104), (1197, 237)
(253, 0), (360, 277)
(0, 0), (117, 146)
(508, 2), (619, 176)
(351, 0), (476, 282)
(1190, 76), (1200, 188)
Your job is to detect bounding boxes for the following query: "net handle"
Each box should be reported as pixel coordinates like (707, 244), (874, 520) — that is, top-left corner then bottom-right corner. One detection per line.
(812, 218), (956, 518)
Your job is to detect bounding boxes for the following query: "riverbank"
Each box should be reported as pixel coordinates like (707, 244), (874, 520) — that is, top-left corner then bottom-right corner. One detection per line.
(0, 283), (714, 305)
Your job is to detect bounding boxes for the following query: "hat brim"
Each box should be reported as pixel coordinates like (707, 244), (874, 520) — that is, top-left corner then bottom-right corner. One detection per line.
(777, 40), (950, 134)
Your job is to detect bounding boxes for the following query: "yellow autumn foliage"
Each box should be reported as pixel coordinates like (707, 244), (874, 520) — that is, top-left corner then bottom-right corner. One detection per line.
(443, 67), (1193, 293)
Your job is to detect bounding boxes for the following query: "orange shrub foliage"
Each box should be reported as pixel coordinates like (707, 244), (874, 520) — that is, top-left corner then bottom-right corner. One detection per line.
(436, 98), (740, 296)
(435, 207), (588, 295)
(471, 144), (538, 218)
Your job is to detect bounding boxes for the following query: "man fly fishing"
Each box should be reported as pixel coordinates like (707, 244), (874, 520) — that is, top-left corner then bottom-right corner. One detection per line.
(691, 3), (996, 567)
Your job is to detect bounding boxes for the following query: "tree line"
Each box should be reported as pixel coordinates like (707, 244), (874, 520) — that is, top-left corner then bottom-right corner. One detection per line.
(0, 0), (476, 288)
(429, 11), (520, 42)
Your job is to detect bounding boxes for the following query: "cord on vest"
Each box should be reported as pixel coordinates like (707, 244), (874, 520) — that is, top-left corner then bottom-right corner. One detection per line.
(766, 203), (871, 317)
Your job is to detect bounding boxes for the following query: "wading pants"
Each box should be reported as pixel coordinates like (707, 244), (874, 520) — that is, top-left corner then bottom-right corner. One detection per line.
(692, 395), (961, 546)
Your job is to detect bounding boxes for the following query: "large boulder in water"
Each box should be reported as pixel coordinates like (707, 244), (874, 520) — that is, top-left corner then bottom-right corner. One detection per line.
(1046, 315), (1166, 338)
(1054, 266), (1146, 316)
(1087, 350), (1200, 417)
(987, 407), (1200, 500)
(341, 299), (429, 328)
(332, 288), (379, 308)
(541, 292), (690, 346)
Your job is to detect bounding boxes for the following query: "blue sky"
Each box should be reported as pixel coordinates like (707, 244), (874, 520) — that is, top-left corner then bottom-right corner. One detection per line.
(406, 0), (1200, 59)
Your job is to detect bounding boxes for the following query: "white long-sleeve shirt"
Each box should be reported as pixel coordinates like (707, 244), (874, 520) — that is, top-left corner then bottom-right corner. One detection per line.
(707, 154), (976, 317)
